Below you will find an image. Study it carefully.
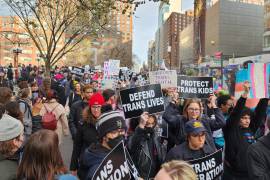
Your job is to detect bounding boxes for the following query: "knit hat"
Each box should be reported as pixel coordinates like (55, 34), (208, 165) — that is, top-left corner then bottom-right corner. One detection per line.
(96, 111), (126, 138)
(0, 114), (24, 141)
(102, 89), (115, 102)
(88, 93), (105, 107)
(185, 120), (206, 135)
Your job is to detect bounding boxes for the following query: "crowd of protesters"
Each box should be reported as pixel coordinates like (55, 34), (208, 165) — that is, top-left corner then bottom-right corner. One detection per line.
(0, 63), (270, 180)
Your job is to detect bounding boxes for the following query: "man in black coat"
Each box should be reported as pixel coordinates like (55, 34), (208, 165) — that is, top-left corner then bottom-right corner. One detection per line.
(69, 84), (93, 140)
(247, 118), (270, 180)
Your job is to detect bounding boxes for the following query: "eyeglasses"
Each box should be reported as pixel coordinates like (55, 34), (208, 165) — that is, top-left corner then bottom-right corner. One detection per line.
(91, 105), (101, 109)
(188, 108), (200, 112)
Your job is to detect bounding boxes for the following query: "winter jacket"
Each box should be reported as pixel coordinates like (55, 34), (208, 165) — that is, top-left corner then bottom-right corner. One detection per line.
(247, 133), (270, 180)
(18, 99), (33, 141)
(162, 102), (181, 150)
(69, 100), (88, 139)
(163, 103), (226, 151)
(0, 78), (13, 90)
(0, 153), (17, 180)
(223, 97), (268, 178)
(165, 141), (216, 162)
(70, 120), (98, 171)
(78, 143), (109, 180)
(40, 99), (69, 144)
(68, 92), (82, 108)
(128, 127), (166, 179)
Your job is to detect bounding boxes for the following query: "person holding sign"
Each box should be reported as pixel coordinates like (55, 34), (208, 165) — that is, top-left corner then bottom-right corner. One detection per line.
(223, 82), (268, 180)
(78, 111), (126, 180)
(128, 112), (166, 180)
(163, 95), (225, 152)
(165, 120), (216, 162)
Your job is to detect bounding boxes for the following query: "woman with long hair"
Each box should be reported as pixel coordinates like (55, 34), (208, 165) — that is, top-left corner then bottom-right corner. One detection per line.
(17, 130), (76, 180)
(39, 90), (69, 144)
(163, 95), (226, 151)
(71, 93), (104, 178)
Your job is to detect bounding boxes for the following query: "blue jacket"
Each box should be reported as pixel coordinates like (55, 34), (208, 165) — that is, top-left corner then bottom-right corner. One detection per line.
(78, 143), (109, 180)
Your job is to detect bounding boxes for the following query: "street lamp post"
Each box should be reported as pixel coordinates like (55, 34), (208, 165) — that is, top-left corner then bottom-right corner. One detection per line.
(168, 46), (171, 70)
(12, 48), (22, 80)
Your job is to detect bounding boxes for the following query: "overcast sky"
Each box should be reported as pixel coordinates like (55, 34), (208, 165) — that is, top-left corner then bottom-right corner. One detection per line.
(133, 0), (193, 64)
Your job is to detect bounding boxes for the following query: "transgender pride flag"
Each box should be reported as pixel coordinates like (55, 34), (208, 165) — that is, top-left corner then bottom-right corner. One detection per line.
(235, 63), (270, 108)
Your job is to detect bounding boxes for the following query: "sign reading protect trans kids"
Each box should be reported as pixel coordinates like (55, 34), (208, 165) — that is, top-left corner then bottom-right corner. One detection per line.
(177, 76), (213, 99)
(120, 84), (164, 119)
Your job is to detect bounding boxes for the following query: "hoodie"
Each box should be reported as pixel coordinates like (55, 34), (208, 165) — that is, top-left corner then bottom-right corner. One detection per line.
(78, 143), (110, 180)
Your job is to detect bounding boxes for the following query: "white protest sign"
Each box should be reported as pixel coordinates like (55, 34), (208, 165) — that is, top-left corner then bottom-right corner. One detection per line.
(149, 70), (177, 88)
(109, 59), (120, 76)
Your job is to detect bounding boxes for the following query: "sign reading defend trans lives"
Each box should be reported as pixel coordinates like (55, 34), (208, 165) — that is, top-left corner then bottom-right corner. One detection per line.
(120, 84), (165, 119)
(177, 76), (213, 99)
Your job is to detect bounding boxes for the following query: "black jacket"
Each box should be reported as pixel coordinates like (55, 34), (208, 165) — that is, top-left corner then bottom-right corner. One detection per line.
(163, 104), (225, 151)
(70, 121), (98, 172)
(165, 141), (216, 162)
(223, 97), (268, 177)
(128, 127), (166, 180)
(162, 102), (181, 150)
(247, 133), (270, 180)
(78, 143), (109, 180)
(69, 100), (88, 139)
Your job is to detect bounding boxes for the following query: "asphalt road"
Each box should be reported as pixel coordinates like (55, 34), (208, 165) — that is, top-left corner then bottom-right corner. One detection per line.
(60, 134), (73, 169)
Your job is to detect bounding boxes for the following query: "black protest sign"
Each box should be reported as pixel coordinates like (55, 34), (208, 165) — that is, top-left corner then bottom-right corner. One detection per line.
(124, 147), (140, 180)
(120, 84), (165, 119)
(188, 149), (223, 180)
(156, 114), (168, 138)
(92, 141), (131, 180)
(177, 76), (213, 99)
(71, 66), (85, 77)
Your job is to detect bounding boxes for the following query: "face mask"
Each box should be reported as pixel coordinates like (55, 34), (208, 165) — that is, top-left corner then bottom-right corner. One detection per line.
(145, 127), (155, 135)
(107, 135), (124, 149)
(228, 106), (233, 114)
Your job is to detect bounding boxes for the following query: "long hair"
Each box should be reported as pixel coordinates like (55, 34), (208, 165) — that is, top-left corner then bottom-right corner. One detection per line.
(17, 130), (66, 180)
(183, 98), (202, 120)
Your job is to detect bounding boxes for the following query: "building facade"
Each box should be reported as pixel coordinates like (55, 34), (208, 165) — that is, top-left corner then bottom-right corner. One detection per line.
(162, 11), (193, 70)
(147, 40), (156, 71)
(264, 0), (270, 51)
(205, 0), (264, 58)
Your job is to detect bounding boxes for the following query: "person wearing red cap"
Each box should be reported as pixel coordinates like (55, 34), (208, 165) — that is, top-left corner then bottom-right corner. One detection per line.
(70, 92), (105, 176)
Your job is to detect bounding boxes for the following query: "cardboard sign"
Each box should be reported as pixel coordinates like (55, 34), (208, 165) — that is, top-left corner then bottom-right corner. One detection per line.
(92, 142), (131, 180)
(188, 149), (223, 180)
(177, 76), (213, 99)
(109, 59), (120, 76)
(104, 61), (110, 76)
(71, 66), (85, 77)
(149, 70), (177, 88)
(120, 84), (165, 119)
(102, 76), (118, 89)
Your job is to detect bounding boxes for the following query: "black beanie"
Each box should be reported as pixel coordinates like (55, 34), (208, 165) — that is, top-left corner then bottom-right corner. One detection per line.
(96, 111), (126, 138)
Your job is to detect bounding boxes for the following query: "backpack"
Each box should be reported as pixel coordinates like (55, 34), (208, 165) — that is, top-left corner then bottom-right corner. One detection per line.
(42, 104), (59, 130)
(18, 99), (33, 119)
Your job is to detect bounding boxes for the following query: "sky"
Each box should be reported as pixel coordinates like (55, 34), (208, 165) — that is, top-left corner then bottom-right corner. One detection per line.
(133, 0), (193, 65)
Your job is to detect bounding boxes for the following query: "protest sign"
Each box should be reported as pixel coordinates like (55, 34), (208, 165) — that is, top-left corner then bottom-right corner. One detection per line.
(104, 61), (110, 76)
(124, 147), (140, 180)
(71, 66), (85, 77)
(177, 76), (213, 99)
(156, 114), (168, 138)
(188, 149), (223, 180)
(149, 70), (177, 88)
(109, 59), (120, 76)
(102, 76), (118, 89)
(92, 141), (131, 180)
(120, 84), (165, 119)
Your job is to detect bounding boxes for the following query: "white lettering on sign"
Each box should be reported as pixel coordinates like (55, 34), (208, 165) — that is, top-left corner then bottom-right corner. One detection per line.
(129, 90), (155, 101)
(96, 160), (129, 180)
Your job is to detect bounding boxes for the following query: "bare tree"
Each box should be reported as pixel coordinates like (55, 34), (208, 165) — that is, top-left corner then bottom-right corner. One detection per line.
(3, 0), (168, 74)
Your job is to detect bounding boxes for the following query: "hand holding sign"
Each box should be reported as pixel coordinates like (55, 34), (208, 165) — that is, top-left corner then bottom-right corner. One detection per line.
(242, 81), (250, 98)
(139, 112), (149, 129)
(208, 95), (217, 109)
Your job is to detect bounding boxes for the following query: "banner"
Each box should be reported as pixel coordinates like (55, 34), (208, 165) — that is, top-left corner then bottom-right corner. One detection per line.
(71, 66), (85, 77)
(109, 59), (120, 76)
(149, 70), (177, 88)
(104, 61), (110, 76)
(188, 149), (223, 180)
(177, 76), (213, 99)
(120, 84), (165, 119)
(92, 142), (131, 180)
